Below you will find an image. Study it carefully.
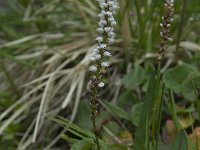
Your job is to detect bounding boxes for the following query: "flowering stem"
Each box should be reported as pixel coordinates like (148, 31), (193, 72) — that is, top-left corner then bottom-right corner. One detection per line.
(158, 0), (174, 65)
(88, 0), (118, 149)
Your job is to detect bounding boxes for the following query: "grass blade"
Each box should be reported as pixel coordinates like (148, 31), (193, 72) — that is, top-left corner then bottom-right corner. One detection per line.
(170, 130), (188, 150)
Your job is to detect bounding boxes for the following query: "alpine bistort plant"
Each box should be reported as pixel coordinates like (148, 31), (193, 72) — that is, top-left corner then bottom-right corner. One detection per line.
(88, 0), (118, 149)
(158, 0), (174, 63)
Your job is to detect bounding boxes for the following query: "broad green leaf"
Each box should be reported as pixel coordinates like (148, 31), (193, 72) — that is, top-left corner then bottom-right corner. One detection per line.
(163, 63), (198, 91)
(75, 101), (92, 130)
(130, 102), (143, 126)
(170, 130), (188, 150)
(180, 74), (200, 100)
(117, 91), (135, 110)
(122, 65), (145, 89)
(163, 63), (200, 100)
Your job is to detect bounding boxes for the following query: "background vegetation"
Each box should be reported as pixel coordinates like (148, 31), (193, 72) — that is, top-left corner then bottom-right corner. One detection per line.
(0, 0), (200, 149)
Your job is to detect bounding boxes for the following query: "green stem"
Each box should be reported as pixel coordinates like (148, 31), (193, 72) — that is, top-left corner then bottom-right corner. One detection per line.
(169, 90), (182, 131)
(175, 0), (186, 52)
(92, 118), (100, 150)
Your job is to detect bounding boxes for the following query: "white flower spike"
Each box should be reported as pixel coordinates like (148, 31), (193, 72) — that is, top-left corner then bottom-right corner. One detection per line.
(89, 0), (118, 86)
(88, 0), (119, 145)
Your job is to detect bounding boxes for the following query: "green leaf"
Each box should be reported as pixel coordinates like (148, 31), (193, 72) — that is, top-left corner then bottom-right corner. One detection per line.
(133, 72), (158, 150)
(170, 130), (188, 150)
(117, 91), (135, 110)
(100, 143), (128, 150)
(103, 101), (131, 121)
(52, 117), (94, 138)
(163, 63), (200, 100)
(110, 144), (128, 150)
(133, 70), (164, 150)
(130, 102), (143, 126)
(157, 142), (170, 150)
(122, 65), (145, 89)
(180, 74), (200, 100)
(163, 63), (198, 91)
(71, 138), (94, 150)
(75, 101), (92, 130)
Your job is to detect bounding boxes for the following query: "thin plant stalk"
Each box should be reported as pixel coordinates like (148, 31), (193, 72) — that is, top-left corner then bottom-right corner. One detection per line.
(88, 0), (119, 149)
(175, 0), (187, 52)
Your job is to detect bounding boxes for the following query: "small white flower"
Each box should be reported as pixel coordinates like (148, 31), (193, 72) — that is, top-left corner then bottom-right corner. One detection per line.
(98, 22), (104, 28)
(93, 48), (99, 53)
(95, 54), (101, 60)
(101, 62), (110, 67)
(89, 66), (97, 72)
(109, 3), (119, 11)
(167, 24), (171, 27)
(101, 10), (106, 15)
(100, 44), (106, 49)
(108, 31), (115, 37)
(97, 46), (101, 50)
(98, 82), (105, 88)
(104, 51), (112, 57)
(109, 7), (114, 11)
(112, 4), (119, 10)
(110, 27), (114, 32)
(168, 38), (173, 41)
(104, 27), (111, 32)
(90, 56), (96, 61)
(100, 20), (107, 25)
(107, 1), (114, 6)
(98, 13), (105, 19)
(108, 38), (115, 44)
(98, 20), (107, 27)
(106, 11), (112, 16)
(111, 21), (117, 26)
(101, 2), (108, 8)
(97, 0), (105, 3)
(96, 37), (103, 43)
(97, 28), (104, 34)
(112, 10), (117, 14)
(160, 23), (163, 27)
(108, 16), (114, 22)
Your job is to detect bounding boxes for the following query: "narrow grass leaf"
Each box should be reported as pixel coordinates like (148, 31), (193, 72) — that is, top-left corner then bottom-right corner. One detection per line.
(103, 101), (131, 121)
(170, 130), (188, 150)
(133, 71), (160, 150)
